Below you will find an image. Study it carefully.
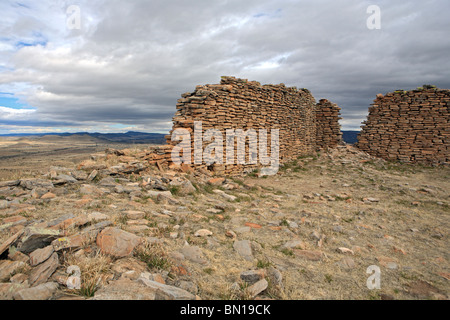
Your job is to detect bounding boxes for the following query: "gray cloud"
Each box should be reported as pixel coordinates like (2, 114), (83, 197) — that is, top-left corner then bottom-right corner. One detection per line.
(0, 0), (449, 133)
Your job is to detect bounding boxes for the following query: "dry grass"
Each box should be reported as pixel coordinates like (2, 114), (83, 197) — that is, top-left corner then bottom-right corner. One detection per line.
(62, 249), (112, 298)
(1, 142), (448, 300)
(134, 240), (173, 273)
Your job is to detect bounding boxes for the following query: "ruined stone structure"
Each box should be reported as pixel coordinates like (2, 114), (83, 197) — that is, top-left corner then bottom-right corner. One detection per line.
(316, 99), (342, 150)
(162, 76), (341, 175)
(356, 86), (450, 164)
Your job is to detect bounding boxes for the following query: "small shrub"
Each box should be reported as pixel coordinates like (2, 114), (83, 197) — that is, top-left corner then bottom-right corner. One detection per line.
(135, 241), (172, 272)
(169, 186), (180, 196)
(281, 248), (294, 257)
(257, 259), (271, 269)
(203, 268), (215, 275)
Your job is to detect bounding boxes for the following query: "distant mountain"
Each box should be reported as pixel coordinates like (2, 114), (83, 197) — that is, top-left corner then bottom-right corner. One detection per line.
(0, 131), (167, 144)
(87, 132), (167, 144)
(341, 131), (360, 144)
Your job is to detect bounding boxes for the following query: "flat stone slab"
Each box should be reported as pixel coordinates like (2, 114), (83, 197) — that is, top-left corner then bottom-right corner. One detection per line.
(233, 240), (253, 261)
(293, 249), (324, 261)
(29, 252), (59, 286)
(0, 180), (20, 188)
(179, 246), (207, 265)
(240, 270), (265, 284)
(92, 279), (156, 300)
(13, 282), (59, 300)
(247, 279), (268, 298)
(0, 260), (26, 282)
(137, 277), (196, 300)
(17, 227), (60, 254)
(0, 283), (28, 300)
(0, 230), (24, 256)
(20, 179), (54, 190)
(29, 246), (54, 267)
(96, 227), (141, 258)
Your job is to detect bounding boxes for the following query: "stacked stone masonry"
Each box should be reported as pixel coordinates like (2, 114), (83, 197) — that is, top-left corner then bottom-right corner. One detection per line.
(316, 99), (343, 149)
(161, 76), (341, 175)
(356, 86), (450, 164)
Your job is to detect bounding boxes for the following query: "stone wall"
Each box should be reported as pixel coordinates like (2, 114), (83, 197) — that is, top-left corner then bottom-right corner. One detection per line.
(316, 99), (342, 149)
(356, 86), (450, 164)
(163, 76), (341, 175)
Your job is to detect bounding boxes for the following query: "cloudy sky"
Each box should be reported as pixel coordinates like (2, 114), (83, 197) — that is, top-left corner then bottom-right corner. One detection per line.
(1, 0), (449, 134)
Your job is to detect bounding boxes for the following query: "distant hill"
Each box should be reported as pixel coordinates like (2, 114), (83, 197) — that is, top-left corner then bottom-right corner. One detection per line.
(0, 131), (167, 144)
(342, 131), (360, 144)
(2, 130), (360, 145)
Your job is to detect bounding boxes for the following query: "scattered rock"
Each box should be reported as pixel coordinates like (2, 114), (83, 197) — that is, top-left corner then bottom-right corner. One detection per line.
(377, 256), (398, 269)
(247, 279), (268, 298)
(0, 180), (20, 188)
(125, 210), (145, 220)
(13, 282), (59, 300)
(52, 230), (98, 252)
(245, 222), (262, 229)
(41, 192), (56, 200)
(96, 227), (141, 258)
(92, 278), (156, 300)
(47, 213), (75, 228)
(17, 227), (60, 254)
(337, 247), (354, 255)
(71, 170), (88, 181)
(29, 252), (59, 286)
(31, 187), (47, 199)
(338, 257), (356, 270)
(0, 260), (26, 282)
(99, 177), (119, 187)
(234, 226), (252, 234)
(10, 273), (29, 284)
(310, 231), (321, 240)
(175, 180), (197, 196)
(408, 280), (446, 300)
(208, 178), (225, 186)
(87, 211), (109, 223)
(0, 200), (9, 209)
(56, 174), (78, 184)
(194, 229), (213, 237)
(267, 267), (283, 289)
(233, 240), (253, 261)
(138, 277), (196, 300)
(8, 250), (29, 263)
(225, 230), (237, 240)
(140, 272), (166, 284)
(240, 270), (265, 284)
(0, 230), (24, 257)
(293, 250), (324, 261)
(0, 283), (28, 300)
(148, 190), (172, 198)
(87, 170), (98, 182)
(176, 280), (198, 295)
(29, 246), (54, 267)
(282, 240), (307, 250)
(112, 258), (148, 280)
(79, 184), (104, 196)
(213, 189), (237, 201)
(20, 179), (54, 191)
(386, 262), (398, 270)
(179, 246), (207, 265)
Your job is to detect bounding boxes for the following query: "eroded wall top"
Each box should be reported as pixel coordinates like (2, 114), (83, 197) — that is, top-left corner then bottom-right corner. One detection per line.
(165, 76), (342, 174)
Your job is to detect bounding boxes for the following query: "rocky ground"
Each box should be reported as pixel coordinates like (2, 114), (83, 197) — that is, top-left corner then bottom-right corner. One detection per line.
(0, 145), (448, 300)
